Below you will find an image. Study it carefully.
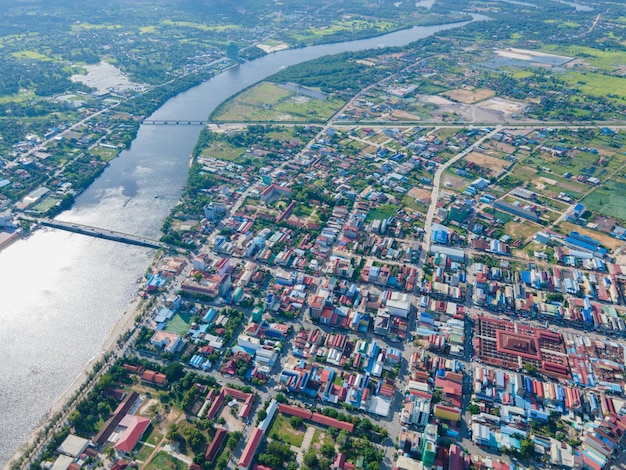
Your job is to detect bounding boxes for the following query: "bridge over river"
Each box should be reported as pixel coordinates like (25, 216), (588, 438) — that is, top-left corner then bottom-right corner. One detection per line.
(142, 119), (206, 125)
(37, 218), (180, 251)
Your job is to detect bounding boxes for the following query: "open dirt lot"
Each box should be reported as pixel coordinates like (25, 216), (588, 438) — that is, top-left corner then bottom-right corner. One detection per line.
(442, 88), (495, 104)
(465, 151), (511, 176)
(477, 97), (526, 117)
(441, 173), (469, 191)
(408, 186), (432, 201)
(391, 109), (422, 120)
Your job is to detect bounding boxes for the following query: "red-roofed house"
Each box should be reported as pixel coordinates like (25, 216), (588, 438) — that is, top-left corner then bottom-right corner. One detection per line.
(114, 415), (151, 453)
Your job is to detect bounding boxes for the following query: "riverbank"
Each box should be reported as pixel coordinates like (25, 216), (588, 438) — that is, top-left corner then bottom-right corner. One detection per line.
(5, 296), (146, 470)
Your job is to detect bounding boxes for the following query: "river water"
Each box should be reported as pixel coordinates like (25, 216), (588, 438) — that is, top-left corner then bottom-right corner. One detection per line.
(0, 16), (483, 466)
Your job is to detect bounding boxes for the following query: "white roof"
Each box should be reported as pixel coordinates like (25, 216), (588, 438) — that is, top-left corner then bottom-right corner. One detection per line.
(58, 434), (89, 457)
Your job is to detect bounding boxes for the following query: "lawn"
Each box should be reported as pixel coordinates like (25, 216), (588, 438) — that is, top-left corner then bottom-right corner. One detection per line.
(165, 312), (193, 336)
(135, 442), (155, 463)
(582, 180), (626, 223)
(144, 451), (187, 470)
(269, 413), (305, 447)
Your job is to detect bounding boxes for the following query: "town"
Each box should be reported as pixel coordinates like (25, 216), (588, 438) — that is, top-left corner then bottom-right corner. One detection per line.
(26, 115), (626, 470)
(5, 1), (626, 470)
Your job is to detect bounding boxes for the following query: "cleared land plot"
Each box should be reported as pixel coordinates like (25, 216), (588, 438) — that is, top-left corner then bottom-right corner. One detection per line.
(441, 88), (495, 103)
(503, 220), (540, 241)
(212, 81), (344, 122)
(464, 151), (511, 177)
(476, 97), (526, 116)
(441, 172), (470, 192)
(582, 180), (626, 223)
(407, 186), (432, 202)
(269, 413), (306, 447)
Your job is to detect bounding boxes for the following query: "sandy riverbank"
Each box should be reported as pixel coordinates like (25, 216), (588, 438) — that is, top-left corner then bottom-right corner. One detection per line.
(5, 296), (145, 470)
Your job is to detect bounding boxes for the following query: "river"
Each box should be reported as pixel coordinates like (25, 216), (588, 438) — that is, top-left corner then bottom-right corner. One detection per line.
(0, 15), (484, 466)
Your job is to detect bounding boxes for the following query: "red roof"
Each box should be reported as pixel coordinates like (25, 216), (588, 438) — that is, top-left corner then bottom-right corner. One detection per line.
(205, 428), (228, 462)
(114, 415), (151, 453)
(311, 413), (354, 433)
(238, 428), (264, 469)
(278, 404), (313, 420)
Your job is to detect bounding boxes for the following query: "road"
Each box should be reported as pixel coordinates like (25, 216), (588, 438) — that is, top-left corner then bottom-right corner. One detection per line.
(423, 126), (502, 254)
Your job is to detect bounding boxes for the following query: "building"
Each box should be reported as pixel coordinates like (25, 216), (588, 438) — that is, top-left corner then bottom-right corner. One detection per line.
(474, 316), (569, 378)
(238, 428), (264, 470)
(150, 330), (182, 353)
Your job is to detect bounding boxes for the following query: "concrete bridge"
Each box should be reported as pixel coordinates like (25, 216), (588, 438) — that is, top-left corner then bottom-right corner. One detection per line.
(143, 120), (206, 125)
(39, 219), (177, 251)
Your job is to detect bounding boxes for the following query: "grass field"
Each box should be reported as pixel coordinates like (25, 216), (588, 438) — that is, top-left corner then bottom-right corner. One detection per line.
(144, 451), (187, 470)
(562, 71), (626, 101)
(161, 20), (239, 32)
(503, 220), (538, 242)
(269, 413), (305, 447)
(212, 82), (344, 122)
(200, 141), (245, 161)
(90, 146), (119, 162)
(288, 18), (396, 43)
(367, 203), (400, 221)
(165, 312), (193, 336)
(541, 44), (626, 72)
(582, 180), (626, 222)
(32, 197), (60, 213)
(11, 50), (51, 60)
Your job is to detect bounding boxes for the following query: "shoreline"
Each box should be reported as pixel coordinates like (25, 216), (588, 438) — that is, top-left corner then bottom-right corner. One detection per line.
(4, 296), (145, 470)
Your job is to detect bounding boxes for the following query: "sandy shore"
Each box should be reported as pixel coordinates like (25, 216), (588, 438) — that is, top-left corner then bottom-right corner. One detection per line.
(5, 296), (145, 469)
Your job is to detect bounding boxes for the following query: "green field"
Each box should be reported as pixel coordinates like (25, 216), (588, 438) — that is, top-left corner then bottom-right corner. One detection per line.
(582, 180), (626, 222)
(269, 413), (305, 447)
(212, 81), (345, 122)
(288, 18), (396, 43)
(367, 203), (400, 221)
(165, 312), (193, 336)
(542, 44), (626, 72)
(90, 146), (120, 162)
(562, 71), (626, 101)
(11, 50), (51, 60)
(200, 141), (245, 161)
(31, 197), (60, 213)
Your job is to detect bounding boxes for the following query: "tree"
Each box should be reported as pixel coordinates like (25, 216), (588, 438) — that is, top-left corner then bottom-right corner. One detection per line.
(468, 404), (481, 415)
(320, 442), (335, 458)
(523, 362), (538, 375)
(520, 438), (535, 458)
(275, 393), (288, 404)
(303, 449), (318, 468)
(290, 416), (303, 428)
(257, 409), (267, 423)
(165, 362), (184, 381)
